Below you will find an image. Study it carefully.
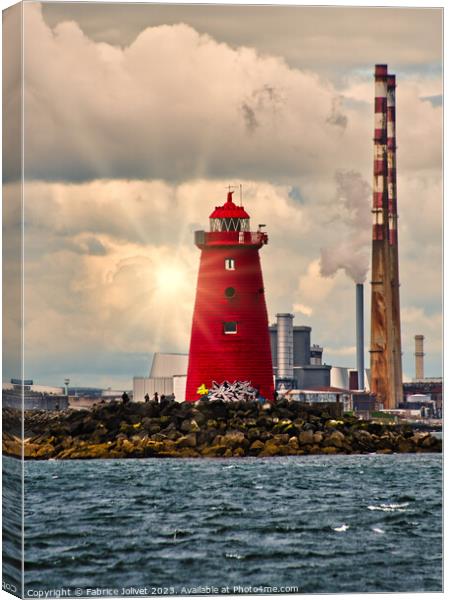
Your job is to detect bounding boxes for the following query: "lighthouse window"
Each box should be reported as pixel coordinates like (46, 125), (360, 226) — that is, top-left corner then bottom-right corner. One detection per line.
(225, 287), (236, 298)
(225, 258), (235, 270)
(223, 321), (238, 334)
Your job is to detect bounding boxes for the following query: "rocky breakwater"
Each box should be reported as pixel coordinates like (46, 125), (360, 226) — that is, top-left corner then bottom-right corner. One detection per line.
(2, 398), (442, 460)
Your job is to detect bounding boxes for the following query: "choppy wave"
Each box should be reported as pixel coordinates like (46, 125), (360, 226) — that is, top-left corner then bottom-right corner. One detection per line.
(2, 453), (442, 594)
(368, 502), (409, 512)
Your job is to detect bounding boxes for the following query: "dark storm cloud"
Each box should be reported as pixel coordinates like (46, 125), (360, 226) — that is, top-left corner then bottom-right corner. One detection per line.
(41, 3), (442, 78)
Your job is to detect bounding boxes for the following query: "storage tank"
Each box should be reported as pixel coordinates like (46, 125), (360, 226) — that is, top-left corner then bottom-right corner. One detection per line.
(276, 313), (294, 389)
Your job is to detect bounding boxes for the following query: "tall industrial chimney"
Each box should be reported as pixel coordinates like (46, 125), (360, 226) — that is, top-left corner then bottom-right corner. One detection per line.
(369, 64), (404, 409)
(415, 335), (424, 380)
(369, 64), (395, 409)
(387, 73), (403, 403)
(356, 283), (365, 390)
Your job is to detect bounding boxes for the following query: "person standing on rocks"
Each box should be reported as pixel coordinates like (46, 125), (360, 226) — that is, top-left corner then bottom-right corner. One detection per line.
(121, 392), (130, 404)
(144, 393), (150, 403)
(153, 392), (159, 403)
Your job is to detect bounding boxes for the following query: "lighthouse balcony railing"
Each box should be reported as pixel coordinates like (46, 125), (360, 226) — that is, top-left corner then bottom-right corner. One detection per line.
(194, 230), (268, 247)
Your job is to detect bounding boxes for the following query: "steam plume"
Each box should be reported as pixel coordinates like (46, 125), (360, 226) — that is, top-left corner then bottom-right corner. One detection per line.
(320, 170), (371, 283)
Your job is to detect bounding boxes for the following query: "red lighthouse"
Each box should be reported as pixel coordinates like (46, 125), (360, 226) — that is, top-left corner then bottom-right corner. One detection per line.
(185, 191), (274, 402)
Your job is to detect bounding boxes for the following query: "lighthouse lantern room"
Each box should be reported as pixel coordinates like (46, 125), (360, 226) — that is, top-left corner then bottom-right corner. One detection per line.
(185, 191), (274, 402)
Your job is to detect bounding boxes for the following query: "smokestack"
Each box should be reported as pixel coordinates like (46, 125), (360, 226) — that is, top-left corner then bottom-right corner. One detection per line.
(415, 335), (424, 380)
(387, 74), (398, 247)
(387, 73), (403, 404)
(370, 64), (395, 408)
(372, 64), (388, 242)
(276, 313), (294, 389)
(356, 283), (364, 389)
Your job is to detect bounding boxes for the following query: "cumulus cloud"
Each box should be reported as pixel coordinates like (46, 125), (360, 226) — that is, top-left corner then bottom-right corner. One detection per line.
(18, 4), (361, 183)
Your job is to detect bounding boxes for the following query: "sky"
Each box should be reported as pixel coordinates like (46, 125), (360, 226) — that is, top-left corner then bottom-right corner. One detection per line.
(3, 2), (442, 388)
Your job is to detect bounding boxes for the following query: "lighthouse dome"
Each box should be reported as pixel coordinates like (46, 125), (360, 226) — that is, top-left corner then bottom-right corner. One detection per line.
(209, 191), (250, 232)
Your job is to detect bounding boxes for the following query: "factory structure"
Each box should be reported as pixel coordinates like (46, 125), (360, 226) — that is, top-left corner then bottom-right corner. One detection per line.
(269, 313), (330, 390)
(133, 314), (369, 404)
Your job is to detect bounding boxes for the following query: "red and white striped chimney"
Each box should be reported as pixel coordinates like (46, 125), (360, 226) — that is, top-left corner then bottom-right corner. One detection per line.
(387, 74), (398, 246)
(372, 64), (388, 241)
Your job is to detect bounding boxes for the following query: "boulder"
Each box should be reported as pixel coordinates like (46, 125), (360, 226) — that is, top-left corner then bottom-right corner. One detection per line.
(411, 432), (430, 446)
(273, 433), (290, 445)
(233, 447), (245, 457)
(151, 433), (168, 442)
(322, 446), (339, 454)
(222, 431), (246, 449)
(201, 445), (227, 457)
(249, 440), (265, 453)
(176, 433), (197, 449)
(122, 439), (136, 454)
(191, 411), (207, 427)
(303, 422), (316, 432)
(207, 401), (228, 420)
(259, 440), (280, 457)
(313, 432), (324, 444)
(23, 441), (39, 458)
(82, 443), (113, 459)
(397, 438), (415, 453)
(323, 431), (346, 449)
(421, 435), (439, 449)
(247, 427), (262, 442)
(174, 447), (200, 458)
(288, 436), (299, 450)
(299, 430), (315, 445)
(180, 419), (201, 433)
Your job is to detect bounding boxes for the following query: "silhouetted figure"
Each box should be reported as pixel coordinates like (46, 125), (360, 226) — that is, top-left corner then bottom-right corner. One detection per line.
(153, 392), (159, 403)
(144, 393), (150, 403)
(121, 391), (130, 404)
(160, 395), (166, 402)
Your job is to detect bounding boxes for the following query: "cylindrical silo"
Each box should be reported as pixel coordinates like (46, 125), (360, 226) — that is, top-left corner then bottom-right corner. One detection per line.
(276, 313), (294, 388)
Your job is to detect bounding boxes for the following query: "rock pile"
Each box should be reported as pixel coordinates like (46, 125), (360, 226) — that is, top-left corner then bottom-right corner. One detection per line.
(2, 398), (442, 460)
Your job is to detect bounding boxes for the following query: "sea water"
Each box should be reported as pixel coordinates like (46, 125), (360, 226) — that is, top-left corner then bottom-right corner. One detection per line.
(3, 454), (443, 594)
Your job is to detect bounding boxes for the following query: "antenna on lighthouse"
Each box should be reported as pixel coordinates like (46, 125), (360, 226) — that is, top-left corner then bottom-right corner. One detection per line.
(226, 184), (239, 201)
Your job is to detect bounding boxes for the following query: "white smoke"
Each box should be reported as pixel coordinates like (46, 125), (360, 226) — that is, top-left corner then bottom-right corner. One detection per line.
(319, 169), (371, 283)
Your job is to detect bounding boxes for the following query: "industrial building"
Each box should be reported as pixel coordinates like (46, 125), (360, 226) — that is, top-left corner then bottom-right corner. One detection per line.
(284, 386), (352, 413)
(330, 367), (370, 391)
(2, 379), (68, 410)
(133, 352), (188, 402)
(269, 313), (331, 390)
(134, 316), (333, 402)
